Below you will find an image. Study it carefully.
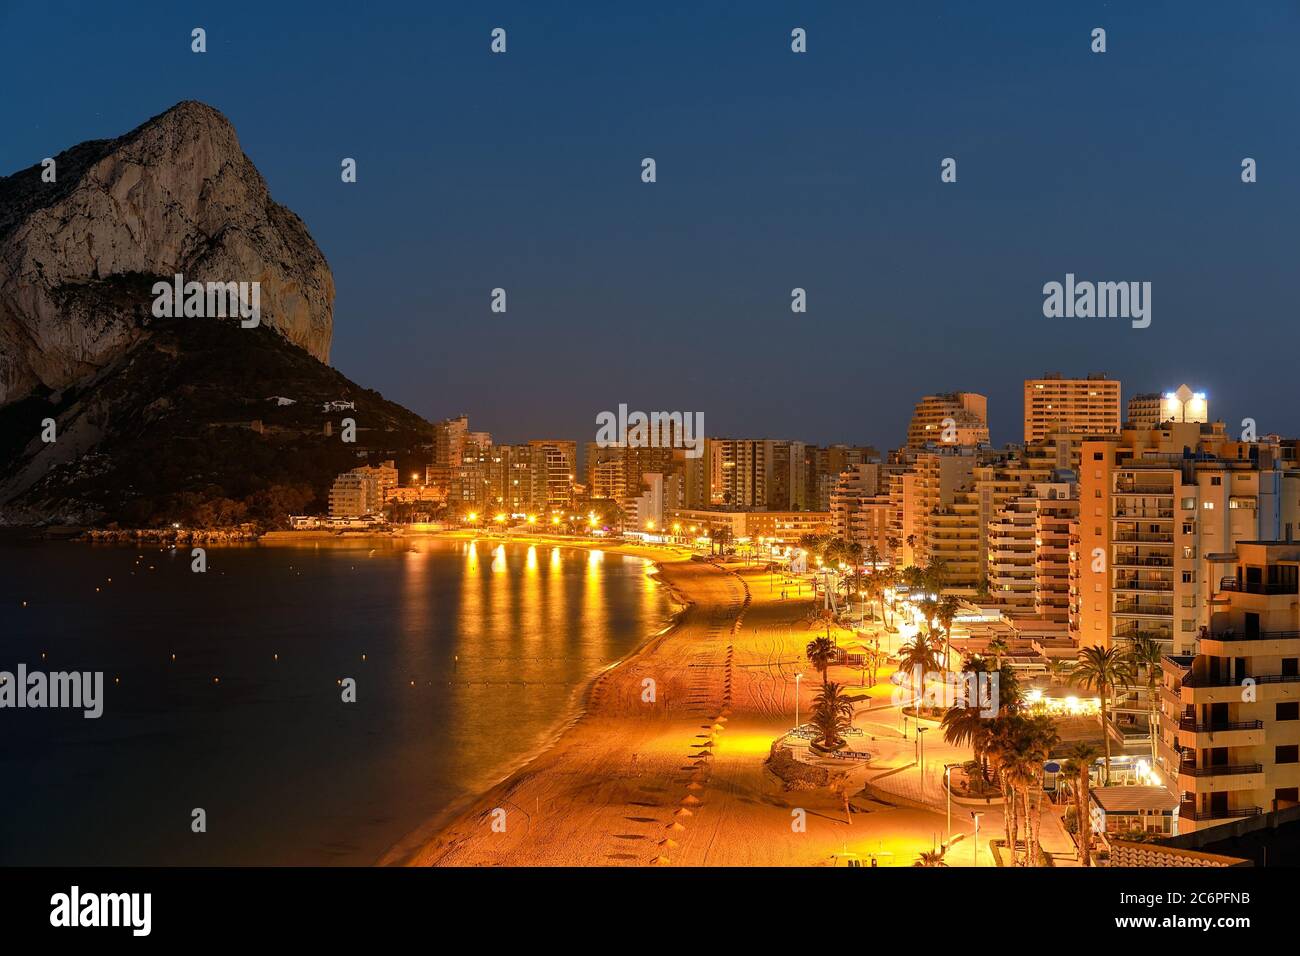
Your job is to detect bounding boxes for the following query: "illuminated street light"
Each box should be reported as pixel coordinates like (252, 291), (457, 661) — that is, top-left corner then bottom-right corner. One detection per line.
(793, 673), (803, 729)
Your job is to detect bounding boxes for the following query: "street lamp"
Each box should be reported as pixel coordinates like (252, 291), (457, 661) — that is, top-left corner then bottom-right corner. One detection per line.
(794, 673), (803, 729)
(917, 726), (930, 778)
(944, 763), (957, 842)
(971, 811), (984, 868)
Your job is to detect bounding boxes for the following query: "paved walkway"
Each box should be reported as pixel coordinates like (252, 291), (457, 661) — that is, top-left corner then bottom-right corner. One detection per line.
(853, 699), (1080, 867)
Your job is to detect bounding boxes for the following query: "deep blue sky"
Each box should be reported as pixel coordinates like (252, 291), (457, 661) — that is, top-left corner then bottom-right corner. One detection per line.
(3, 1), (1297, 448)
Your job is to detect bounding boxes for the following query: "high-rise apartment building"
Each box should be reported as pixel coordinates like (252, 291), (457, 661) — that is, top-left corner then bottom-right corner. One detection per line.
(328, 460), (397, 517)
(433, 415), (470, 468)
(1023, 373), (1121, 443)
(529, 440), (577, 513)
(1076, 422), (1300, 655)
(1160, 541), (1300, 829)
(907, 392), (989, 448)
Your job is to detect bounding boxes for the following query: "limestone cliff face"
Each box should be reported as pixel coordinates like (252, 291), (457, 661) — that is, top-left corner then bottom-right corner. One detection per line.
(0, 101), (333, 406)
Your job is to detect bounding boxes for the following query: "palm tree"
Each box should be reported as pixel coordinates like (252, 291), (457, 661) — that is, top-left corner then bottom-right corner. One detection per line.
(985, 635), (1010, 670)
(1063, 742), (1100, 866)
(1020, 715), (1060, 867)
(1126, 635), (1164, 772)
(810, 681), (855, 751)
(936, 594), (960, 673)
(912, 848), (949, 867)
(981, 713), (1058, 867)
(941, 705), (995, 782)
(805, 635), (836, 687)
(898, 633), (940, 711)
(1072, 645), (1135, 786)
(923, 559), (949, 595)
(983, 715), (1021, 859)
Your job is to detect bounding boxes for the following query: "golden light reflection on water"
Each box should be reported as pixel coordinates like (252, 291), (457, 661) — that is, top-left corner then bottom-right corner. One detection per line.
(433, 541), (669, 785)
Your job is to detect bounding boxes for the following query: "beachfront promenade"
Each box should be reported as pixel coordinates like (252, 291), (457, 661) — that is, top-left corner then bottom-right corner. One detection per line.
(380, 544), (1079, 867)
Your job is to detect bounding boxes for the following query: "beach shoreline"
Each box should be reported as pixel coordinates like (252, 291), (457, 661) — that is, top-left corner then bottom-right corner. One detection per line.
(371, 531), (694, 865)
(374, 531), (701, 866)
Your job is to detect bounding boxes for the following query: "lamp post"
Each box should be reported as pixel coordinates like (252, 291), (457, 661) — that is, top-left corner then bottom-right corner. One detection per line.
(917, 726), (929, 781)
(944, 763), (957, 842)
(971, 811), (984, 867)
(793, 674), (800, 729)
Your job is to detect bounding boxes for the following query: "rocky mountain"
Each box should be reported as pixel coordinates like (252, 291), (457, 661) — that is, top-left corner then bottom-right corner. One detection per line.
(0, 317), (431, 527)
(0, 100), (334, 408)
(0, 103), (430, 527)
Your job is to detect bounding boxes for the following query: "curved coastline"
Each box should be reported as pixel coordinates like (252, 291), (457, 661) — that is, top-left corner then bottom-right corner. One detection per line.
(375, 532), (697, 866)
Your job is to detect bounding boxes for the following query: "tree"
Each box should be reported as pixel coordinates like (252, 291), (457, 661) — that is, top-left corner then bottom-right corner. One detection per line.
(936, 594), (960, 673)
(898, 633), (940, 712)
(898, 632), (940, 677)
(809, 682), (855, 751)
(981, 712), (1058, 867)
(1072, 645), (1135, 786)
(1125, 635), (1164, 772)
(982, 715), (1022, 859)
(912, 848), (949, 867)
(805, 635), (837, 687)
(877, 565), (897, 627)
(1063, 742), (1100, 866)
(985, 635), (1010, 670)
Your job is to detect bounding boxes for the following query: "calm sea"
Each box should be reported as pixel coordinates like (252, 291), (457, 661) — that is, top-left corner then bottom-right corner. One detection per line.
(0, 536), (670, 865)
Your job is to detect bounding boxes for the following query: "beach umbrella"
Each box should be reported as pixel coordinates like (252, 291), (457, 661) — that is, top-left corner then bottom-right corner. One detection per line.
(674, 807), (694, 818)
(666, 822), (685, 831)
(651, 856), (671, 866)
(681, 795), (702, 806)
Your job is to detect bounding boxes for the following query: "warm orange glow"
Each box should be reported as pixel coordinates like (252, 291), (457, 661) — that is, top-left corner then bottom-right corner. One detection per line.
(527, 514), (537, 525)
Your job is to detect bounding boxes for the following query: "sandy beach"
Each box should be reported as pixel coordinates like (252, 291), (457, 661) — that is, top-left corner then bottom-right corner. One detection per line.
(377, 535), (998, 868)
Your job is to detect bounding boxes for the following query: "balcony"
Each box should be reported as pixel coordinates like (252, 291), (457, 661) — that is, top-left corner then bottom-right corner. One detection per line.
(1178, 803), (1263, 822)
(1176, 718), (1266, 748)
(1114, 580), (1174, 592)
(1178, 763), (1265, 792)
(1218, 580), (1299, 596)
(1114, 484), (1175, 496)
(1115, 532), (1174, 544)
(1177, 718), (1264, 733)
(1113, 556), (1173, 568)
(1114, 603), (1173, 617)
